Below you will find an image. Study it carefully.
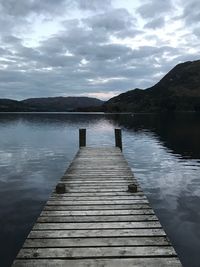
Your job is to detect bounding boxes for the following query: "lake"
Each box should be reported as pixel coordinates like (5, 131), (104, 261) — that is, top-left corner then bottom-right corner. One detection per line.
(0, 112), (200, 267)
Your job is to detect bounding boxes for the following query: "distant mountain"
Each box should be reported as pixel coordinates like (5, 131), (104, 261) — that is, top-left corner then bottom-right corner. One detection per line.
(0, 96), (104, 112)
(105, 60), (200, 112)
(0, 99), (35, 112)
(21, 97), (103, 112)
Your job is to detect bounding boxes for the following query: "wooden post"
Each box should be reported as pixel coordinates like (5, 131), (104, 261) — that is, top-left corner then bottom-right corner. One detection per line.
(79, 128), (86, 147)
(128, 183), (137, 193)
(115, 128), (122, 151)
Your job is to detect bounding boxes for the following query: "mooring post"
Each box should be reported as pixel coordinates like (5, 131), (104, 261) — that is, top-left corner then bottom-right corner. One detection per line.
(115, 128), (122, 151)
(79, 128), (86, 147)
(56, 183), (66, 194)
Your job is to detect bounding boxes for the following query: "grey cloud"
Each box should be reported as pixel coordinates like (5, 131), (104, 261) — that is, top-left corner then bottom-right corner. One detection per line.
(0, 47), (13, 56)
(84, 8), (140, 39)
(144, 17), (165, 29)
(77, 0), (112, 11)
(40, 17), (130, 61)
(0, 0), (67, 16)
(2, 35), (22, 44)
(0, 0), (74, 40)
(18, 48), (80, 69)
(0, 17), (14, 34)
(85, 8), (135, 32)
(0, 23), (187, 99)
(58, 23), (109, 49)
(75, 44), (132, 61)
(169, 53), (200, 66)
(0, 69), (24, 83)
(137, 0), (173, 18)
(193, 27), (200, 36)
(39, 24), (134, 64)
(116, 29), (143, 38)
(181, 0), (200, 25)
(120, 46), (179, 62)
(0, 0), (112, 18)
(0, 16), (29, 37)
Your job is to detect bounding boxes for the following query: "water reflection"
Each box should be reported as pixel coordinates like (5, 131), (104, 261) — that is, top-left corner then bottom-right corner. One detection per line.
(111, 113), (200, 159)
(0, 113), (200, 267)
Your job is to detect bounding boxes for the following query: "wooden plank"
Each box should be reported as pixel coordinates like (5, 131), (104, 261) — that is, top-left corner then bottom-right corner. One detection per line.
(33, 221), (161, 230)
(68, 166), (129, 168)
(17, 246), (176, 259)
(62, 178), (135, 181)
(51, 192), (144, 197)
(66, 168), (132, 170)
(62, 181), (138, 185)
(65, 174), (133, 176)
(41, 209), (155, 216)
(37, 214), (158, 223)
(65, 174), (133, 177)
(23, 236), (170, 248)
(49, 195), (147, 201)
(59, 187), (140, 192)
(61, 180), (136, 184)
(46, 199), (148, 205)
(66, 173), (131, 175)
(12, 258), (182, 267)
(44, 204), (151, 210)
(28, 229), (166, 238)
(60, 183), (139, 187)
(56, 188), (142, 193)
(67, 173), (133, 174)
(67, 167), (131, 169)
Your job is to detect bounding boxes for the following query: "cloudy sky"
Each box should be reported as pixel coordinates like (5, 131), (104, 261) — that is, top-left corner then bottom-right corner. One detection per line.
(0, 0), (200, 100)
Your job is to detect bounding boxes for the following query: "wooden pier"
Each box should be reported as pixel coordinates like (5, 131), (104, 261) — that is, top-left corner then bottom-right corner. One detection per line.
(12, 129), (182, 266)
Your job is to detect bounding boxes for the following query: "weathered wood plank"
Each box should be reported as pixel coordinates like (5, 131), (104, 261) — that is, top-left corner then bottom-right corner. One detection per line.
(54, 188), (142, 193)
(44, 204), (151, 210)
(23, 236), (170, 248)
(28, 229), (166, 238)
(51, 192), (144, 197)
(64, 174), (133, 177)
(62, 181), (137, 185)
(60, 183), (140, 188)
(17, 246), (176, 259)
(33, 221), (161, 230)
(12, 258), (182, 267)
(47, 199), (148, 205)
(68, 166), (129, 168)
(59, 188), (141, 192)
(37, 214), (158, 223)
(49, 195), (147, 201)
(41, 209), (155, 216)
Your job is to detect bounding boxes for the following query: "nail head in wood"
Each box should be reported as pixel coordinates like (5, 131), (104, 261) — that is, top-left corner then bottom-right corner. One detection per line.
(79, 128), (86, 147)
(128, 183), (137, 193)
(56, 183), (66, 194)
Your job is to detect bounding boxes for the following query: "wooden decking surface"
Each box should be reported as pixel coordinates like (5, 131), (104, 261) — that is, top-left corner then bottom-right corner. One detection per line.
(13, 147), (182, 266)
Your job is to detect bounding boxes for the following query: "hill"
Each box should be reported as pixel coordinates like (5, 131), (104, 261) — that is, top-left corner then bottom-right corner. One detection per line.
(0, 99), (35, 112)
(0, 96), (103, 112)
(105, 60), (200, 112)
(21, 97), (103, 112)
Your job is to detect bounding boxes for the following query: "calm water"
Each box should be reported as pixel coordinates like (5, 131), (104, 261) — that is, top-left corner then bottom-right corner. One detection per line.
(0, 112), (200, 267)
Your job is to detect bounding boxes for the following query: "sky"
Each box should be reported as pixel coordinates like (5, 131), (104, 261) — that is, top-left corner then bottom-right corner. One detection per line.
(0, 0), (200, 100)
